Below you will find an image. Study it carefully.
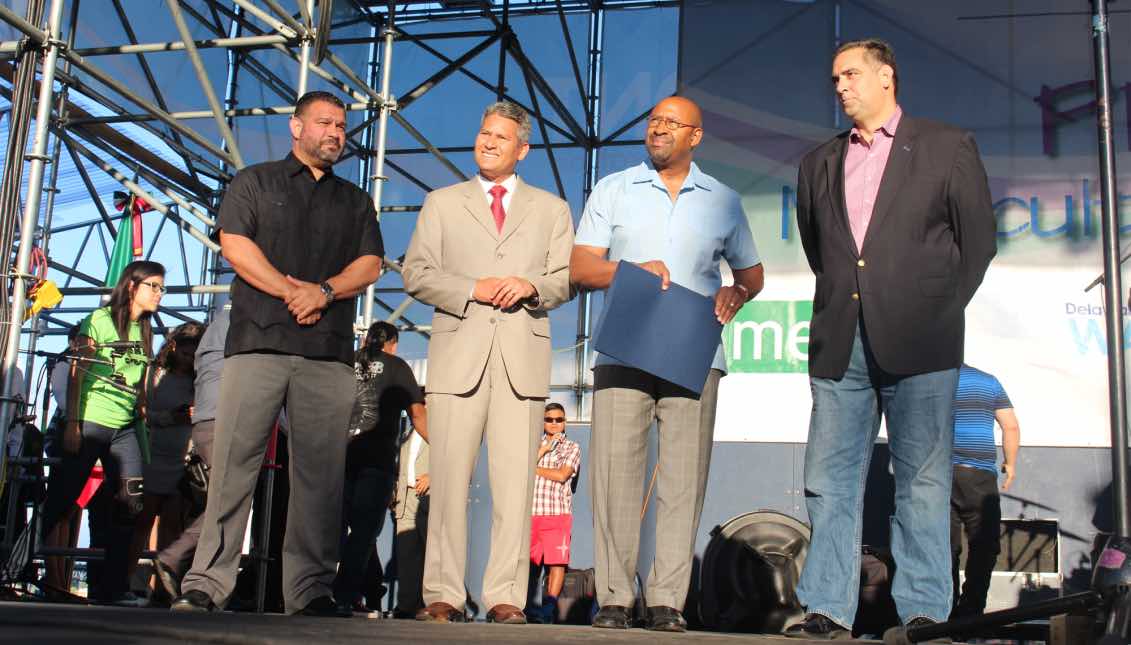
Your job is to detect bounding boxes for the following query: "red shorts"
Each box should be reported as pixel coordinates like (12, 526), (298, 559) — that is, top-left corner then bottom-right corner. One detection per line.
(530, 514), (572, 565)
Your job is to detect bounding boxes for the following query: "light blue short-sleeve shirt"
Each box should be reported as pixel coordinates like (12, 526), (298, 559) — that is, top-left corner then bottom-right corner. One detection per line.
(575, 161), (761, 372)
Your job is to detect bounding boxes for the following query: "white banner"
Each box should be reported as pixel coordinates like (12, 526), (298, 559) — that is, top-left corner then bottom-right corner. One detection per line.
(680, 0), (1131, 447)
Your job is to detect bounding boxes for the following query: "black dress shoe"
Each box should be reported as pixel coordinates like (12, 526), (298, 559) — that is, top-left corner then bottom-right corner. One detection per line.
(298, 595), (352, 618)
(592, 605), (630, 630)
(784, 613), (850, 639)
(646, 606), (687, 632)
(170, 590), (215, 613)
(906, 617), (952, 644)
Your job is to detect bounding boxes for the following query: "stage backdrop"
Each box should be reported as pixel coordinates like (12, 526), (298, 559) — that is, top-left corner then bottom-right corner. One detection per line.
(679, 0), (1131, 447)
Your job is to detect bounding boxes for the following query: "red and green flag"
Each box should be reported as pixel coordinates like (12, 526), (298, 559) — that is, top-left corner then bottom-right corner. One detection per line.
(104, 192), (152, 286)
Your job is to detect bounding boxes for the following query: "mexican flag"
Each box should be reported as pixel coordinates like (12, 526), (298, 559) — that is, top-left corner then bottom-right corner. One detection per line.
(103, 192), (151, 286)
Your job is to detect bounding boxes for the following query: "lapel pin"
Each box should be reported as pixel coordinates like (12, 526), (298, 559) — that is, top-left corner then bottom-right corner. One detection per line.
(903, 145), (912, 152)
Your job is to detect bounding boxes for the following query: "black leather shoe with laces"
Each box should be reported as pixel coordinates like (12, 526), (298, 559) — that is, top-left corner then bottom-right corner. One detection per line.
(645, 606), (687, 632)
(784, 613), (851, 640)
(592, 605), (630, 629)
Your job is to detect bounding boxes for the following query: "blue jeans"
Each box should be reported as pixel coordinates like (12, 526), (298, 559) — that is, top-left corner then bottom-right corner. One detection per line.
(333, 467), (396, 604)
(796, 321), (957, 628)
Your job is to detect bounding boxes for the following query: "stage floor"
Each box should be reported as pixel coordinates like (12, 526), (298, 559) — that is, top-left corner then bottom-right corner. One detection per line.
(0, 600), (883, 644)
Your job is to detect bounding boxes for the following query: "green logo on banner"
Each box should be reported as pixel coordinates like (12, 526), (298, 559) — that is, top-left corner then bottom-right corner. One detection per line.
(723, 300), (812, 373)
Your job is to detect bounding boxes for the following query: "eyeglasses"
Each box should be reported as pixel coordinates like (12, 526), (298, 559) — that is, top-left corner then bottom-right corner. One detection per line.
(544, 417), (566, 424)
(647, 115), (698, 131)
(139, 280), (167, 294)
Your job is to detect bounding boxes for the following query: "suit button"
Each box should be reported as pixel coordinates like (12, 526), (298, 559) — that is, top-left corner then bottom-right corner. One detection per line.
(489, 317), (497, 324)
(497, 253), (504, 259)
(857, 259), (865, 267)
(851, 293), (859, 300)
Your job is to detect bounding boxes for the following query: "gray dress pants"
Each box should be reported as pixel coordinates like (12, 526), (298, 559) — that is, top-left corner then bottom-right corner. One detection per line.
(180, 353), (354, 613)
(589, 365), (722, 610)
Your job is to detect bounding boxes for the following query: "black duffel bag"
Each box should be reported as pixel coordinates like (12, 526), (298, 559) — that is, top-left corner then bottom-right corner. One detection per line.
(543, 567), (596, 624)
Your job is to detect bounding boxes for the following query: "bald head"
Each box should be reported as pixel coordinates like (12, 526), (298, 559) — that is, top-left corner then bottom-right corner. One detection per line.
(654, 96), (703, 128)
(645, 96), (704, 171)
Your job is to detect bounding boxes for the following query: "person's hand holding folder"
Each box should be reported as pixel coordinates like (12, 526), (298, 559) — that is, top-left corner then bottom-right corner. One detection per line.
(629, 258), (752, 322)
(592, 262), (723, 394)
(635, 260), (671, 290)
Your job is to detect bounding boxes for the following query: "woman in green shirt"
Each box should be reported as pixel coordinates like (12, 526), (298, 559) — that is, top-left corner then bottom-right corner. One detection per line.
(40, 260), (165, 605)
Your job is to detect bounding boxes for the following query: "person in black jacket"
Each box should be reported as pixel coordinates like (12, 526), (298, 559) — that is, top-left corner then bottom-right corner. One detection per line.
(785, 39), (996, 640)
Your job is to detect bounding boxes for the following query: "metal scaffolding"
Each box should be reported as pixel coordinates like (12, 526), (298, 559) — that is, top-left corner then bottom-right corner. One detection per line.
(0, 0), (678, 571)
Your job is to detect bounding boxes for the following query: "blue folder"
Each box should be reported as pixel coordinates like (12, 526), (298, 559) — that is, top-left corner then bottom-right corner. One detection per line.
(592, 261), (723, 394)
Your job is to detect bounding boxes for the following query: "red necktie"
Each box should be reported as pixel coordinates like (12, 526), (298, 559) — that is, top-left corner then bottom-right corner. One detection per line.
(489, 184), (507, 232)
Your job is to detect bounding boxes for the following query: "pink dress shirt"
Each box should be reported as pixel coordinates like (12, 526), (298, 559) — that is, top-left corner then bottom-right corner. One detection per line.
(843, 106), (902, 252)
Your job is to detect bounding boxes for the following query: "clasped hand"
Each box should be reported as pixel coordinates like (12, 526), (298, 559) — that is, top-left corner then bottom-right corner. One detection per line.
(284, 275), (326, 326)
(473, 276), (536, 310)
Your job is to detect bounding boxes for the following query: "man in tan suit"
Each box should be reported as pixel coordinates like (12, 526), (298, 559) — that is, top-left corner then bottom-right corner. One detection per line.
(402, 101), (575, 624)
(392, 427), (429, 618)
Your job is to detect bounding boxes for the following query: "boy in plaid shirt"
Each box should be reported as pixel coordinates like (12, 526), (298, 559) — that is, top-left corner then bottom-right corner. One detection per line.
(530, 402), (581, 622)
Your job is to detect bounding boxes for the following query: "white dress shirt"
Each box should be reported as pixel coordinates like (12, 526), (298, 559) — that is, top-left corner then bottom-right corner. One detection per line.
(477, 173), (518, 213)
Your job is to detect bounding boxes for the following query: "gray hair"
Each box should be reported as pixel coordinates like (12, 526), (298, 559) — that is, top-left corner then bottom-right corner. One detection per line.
(483, 101), (531, 144)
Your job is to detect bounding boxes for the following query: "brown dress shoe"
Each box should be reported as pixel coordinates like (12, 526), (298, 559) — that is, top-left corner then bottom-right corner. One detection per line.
(486, 604), (527, 624)
(416, 601), (467, 623)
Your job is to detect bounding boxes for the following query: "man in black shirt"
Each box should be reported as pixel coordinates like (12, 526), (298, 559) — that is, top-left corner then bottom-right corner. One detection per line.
(173, 91), (384, 616)
(334, 321), (427, 613)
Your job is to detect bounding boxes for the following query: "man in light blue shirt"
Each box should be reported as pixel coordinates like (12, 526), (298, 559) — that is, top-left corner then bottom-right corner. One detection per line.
(571, 96), (764, 633)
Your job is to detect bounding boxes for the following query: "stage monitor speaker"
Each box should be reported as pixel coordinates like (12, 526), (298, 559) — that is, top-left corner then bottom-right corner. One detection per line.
(698, 510), (809, 634)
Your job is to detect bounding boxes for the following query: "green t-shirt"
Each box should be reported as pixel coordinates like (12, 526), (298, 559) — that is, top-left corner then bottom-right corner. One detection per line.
(77, 307), (146, 428)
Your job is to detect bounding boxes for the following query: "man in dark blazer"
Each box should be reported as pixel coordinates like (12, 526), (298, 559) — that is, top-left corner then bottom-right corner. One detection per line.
(786, 39), (996, 640)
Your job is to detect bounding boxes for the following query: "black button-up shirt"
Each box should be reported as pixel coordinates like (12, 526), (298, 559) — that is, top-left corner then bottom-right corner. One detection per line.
(217, 153), (384, 364)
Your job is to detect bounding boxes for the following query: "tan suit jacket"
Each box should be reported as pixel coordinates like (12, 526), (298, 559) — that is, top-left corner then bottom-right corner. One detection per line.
(402, 177), (574, 397)
(394, 432), (429, 521)
(402, 175), (574, 609)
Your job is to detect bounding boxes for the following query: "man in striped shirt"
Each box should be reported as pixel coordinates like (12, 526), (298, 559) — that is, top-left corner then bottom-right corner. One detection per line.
(950, 364), (1020, 618)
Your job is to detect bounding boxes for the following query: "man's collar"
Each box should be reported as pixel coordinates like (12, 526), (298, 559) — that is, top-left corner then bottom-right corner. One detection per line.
(284, 152), (336, 179)
(477, 172), (518, 194)
(850, 105), (902, 144)
(630, 160), (711, 191)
